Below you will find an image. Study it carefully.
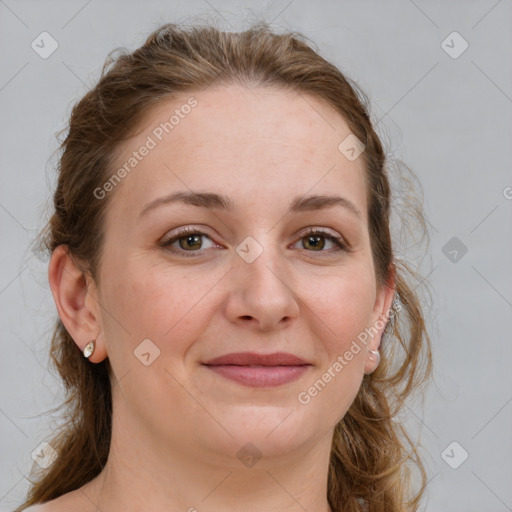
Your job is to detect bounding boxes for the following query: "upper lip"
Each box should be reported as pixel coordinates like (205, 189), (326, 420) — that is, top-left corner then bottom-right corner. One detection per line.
(202, 352), (310, 366)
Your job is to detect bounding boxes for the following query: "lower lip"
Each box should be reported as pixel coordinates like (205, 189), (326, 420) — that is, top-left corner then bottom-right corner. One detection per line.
(203, 364), (310, 387)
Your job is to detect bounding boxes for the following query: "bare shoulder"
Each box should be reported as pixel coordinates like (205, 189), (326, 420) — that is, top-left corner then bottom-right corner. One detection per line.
(20, 491), (84, 512)
(19, 478), (101, 512)
(21, 502), (62, 512)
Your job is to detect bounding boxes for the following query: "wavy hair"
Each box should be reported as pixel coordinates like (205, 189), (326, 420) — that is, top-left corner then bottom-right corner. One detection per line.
(18, 21), (433, 512)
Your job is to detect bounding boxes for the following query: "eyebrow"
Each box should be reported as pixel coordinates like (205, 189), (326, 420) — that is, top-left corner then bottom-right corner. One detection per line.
(139, 191), (362, 221)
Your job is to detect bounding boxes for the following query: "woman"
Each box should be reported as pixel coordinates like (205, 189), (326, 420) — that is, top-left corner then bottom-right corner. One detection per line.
(18, 21), (432, 512)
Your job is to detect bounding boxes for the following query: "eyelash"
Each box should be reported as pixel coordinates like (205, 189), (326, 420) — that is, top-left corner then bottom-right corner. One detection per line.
(160, 226), (348, 258)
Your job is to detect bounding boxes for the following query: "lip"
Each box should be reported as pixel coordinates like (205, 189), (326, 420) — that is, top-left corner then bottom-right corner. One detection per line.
(202, 352), (312, 388)
(203, 352), (309, 366)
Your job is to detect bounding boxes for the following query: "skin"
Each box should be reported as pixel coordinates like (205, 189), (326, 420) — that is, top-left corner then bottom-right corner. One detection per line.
(44, 84), (395, 512)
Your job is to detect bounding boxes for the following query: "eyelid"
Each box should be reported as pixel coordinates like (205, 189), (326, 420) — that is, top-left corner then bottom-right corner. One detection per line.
(159, 226), (222, 257)
(160, 225), (216, 245)
(298, 226), (349, 251)
(300, 225), (341, 239)
(160, 225), (349, 257)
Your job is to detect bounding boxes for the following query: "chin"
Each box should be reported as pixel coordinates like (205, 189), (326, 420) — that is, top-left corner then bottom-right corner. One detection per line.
(198, 405), (319, 466)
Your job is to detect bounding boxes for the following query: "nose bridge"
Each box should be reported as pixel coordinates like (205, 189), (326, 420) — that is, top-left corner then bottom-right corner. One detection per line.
(227, 232), (300, 329)
(235, 232), (287, 288)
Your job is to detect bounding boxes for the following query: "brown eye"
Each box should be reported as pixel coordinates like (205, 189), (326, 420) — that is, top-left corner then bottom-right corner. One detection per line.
(161, 228), (217, 257)
(295, 228), (347, 254)
(178, 234), (203, 251)
(303, 234), (326, 251)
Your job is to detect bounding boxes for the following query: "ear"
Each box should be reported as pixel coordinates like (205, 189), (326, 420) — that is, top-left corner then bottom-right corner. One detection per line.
(364, 264), (397, 374)
(48, 245), (108, 363)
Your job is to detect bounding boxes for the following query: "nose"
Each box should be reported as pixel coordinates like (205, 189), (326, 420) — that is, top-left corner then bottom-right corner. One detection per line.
(224, 242), (300, 332)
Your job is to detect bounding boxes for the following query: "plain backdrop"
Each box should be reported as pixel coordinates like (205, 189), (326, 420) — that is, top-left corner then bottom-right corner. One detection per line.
(1, 1), (511, 511)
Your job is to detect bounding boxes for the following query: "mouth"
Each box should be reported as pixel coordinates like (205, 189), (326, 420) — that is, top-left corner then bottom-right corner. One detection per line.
(201, 352), (312, 388)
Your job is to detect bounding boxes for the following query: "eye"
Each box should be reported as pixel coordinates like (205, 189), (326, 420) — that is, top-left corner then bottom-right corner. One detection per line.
(160, 227), (217, 257)
(294, 227), (347, 253)
(160, 226), (348, 258)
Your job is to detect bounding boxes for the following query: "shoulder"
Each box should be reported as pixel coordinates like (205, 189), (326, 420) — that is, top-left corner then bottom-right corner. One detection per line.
(20, 492), (79, 512)
(21, 504), (60, 512)
(19, 480), (99, 511)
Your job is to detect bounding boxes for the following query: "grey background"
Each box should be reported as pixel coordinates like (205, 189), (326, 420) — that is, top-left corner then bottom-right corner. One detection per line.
(1, 0), (511, 511)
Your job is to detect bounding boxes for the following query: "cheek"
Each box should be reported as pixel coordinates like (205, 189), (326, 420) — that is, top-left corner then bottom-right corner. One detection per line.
(98, 257), (220, 357)
(298, 281), (373, 427)
(305, 265), (376, 348)
(299, 265), (375, 409)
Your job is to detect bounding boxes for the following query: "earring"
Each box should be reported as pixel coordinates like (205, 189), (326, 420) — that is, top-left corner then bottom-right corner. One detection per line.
(83, 340), (95, 359)
(368, 349), (380, 366)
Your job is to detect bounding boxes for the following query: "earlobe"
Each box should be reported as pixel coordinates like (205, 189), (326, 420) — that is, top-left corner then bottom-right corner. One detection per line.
(48, 245), (108, 363)
(364, 265), (397, 375)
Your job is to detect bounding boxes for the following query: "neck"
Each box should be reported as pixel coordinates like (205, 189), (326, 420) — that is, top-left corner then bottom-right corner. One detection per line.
(83, 397), (335, 512)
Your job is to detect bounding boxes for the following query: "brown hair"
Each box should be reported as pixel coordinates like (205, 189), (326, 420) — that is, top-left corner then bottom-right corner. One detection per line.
(19, 21), (432, 512)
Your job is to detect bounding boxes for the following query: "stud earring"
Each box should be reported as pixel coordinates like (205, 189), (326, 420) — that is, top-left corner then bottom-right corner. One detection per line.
(83, 340), (95, 359)
(368, 349), (380, 366)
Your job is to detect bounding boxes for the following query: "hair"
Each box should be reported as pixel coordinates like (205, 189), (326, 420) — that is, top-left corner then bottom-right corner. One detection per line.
(19, 20), (433, 512)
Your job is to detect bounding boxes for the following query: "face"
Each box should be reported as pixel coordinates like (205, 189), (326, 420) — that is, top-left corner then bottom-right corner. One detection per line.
(83, 85), (392, 466)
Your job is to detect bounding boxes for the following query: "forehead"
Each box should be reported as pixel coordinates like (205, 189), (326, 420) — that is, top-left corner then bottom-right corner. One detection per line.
(107, 84), (368, 222)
